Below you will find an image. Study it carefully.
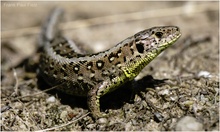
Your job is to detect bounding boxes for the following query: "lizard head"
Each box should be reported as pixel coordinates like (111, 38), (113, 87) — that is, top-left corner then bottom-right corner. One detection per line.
(134, 26), (181, 55)
(122, 26), (181, 78)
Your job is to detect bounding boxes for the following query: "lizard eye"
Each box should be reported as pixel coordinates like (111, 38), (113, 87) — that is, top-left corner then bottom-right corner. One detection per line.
(155, 32), (163, 38)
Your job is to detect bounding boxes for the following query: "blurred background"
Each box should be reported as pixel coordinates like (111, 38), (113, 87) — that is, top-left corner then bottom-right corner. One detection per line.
(2, 1), (218, 72)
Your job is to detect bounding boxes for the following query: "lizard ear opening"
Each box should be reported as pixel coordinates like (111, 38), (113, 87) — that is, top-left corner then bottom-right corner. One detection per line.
(136, 44), (144, 54)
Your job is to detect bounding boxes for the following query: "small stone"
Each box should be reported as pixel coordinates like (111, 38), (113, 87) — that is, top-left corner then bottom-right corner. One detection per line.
(60, 111), (68, 122)
(87, 123), (96, 129)
(154, 112), (164, 122)
(175, 116), (203, 131)
(97, 117), (108, 124)
(158, 89), (170, 95)
(197, 71), (212, 78)
(46, 96), (56, 103)
(125, 121), (132, 131)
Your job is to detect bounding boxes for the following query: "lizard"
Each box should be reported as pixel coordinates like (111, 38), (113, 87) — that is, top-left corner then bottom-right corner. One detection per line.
(38, 8), (181, 118)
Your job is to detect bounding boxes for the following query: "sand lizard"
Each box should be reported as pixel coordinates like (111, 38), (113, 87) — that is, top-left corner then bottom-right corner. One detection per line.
(38, 8), (181, 118)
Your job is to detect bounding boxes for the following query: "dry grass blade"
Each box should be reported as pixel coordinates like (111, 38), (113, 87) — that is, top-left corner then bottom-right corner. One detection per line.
(36, 112), (90, 132)
(10, 84), (63, 101)
(12, 68), (19, 95)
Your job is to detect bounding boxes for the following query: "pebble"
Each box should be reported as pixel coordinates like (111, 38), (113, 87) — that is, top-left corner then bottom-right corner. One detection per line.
(197, 71), (212, 78)
(175, 116), (203, 131)
(97, 117), (108, 124)
(46, 96), (56, 103)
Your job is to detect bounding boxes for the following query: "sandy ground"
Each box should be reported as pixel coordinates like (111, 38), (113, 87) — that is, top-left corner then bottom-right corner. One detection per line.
(1, 1), (219, 131)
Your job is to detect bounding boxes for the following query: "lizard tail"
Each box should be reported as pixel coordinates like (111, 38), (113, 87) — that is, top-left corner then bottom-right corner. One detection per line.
(39, 8), (64, 46)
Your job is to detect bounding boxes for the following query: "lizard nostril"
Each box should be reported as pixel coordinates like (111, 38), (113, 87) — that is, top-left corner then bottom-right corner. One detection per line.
(155, 32), (163, 38)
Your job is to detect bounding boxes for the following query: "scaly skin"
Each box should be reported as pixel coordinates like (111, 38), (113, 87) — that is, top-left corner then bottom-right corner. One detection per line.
(39, 8), (181, 118)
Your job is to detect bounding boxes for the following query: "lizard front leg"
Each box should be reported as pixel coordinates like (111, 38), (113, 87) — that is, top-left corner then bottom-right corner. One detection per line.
(87, 81), (111, 119)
